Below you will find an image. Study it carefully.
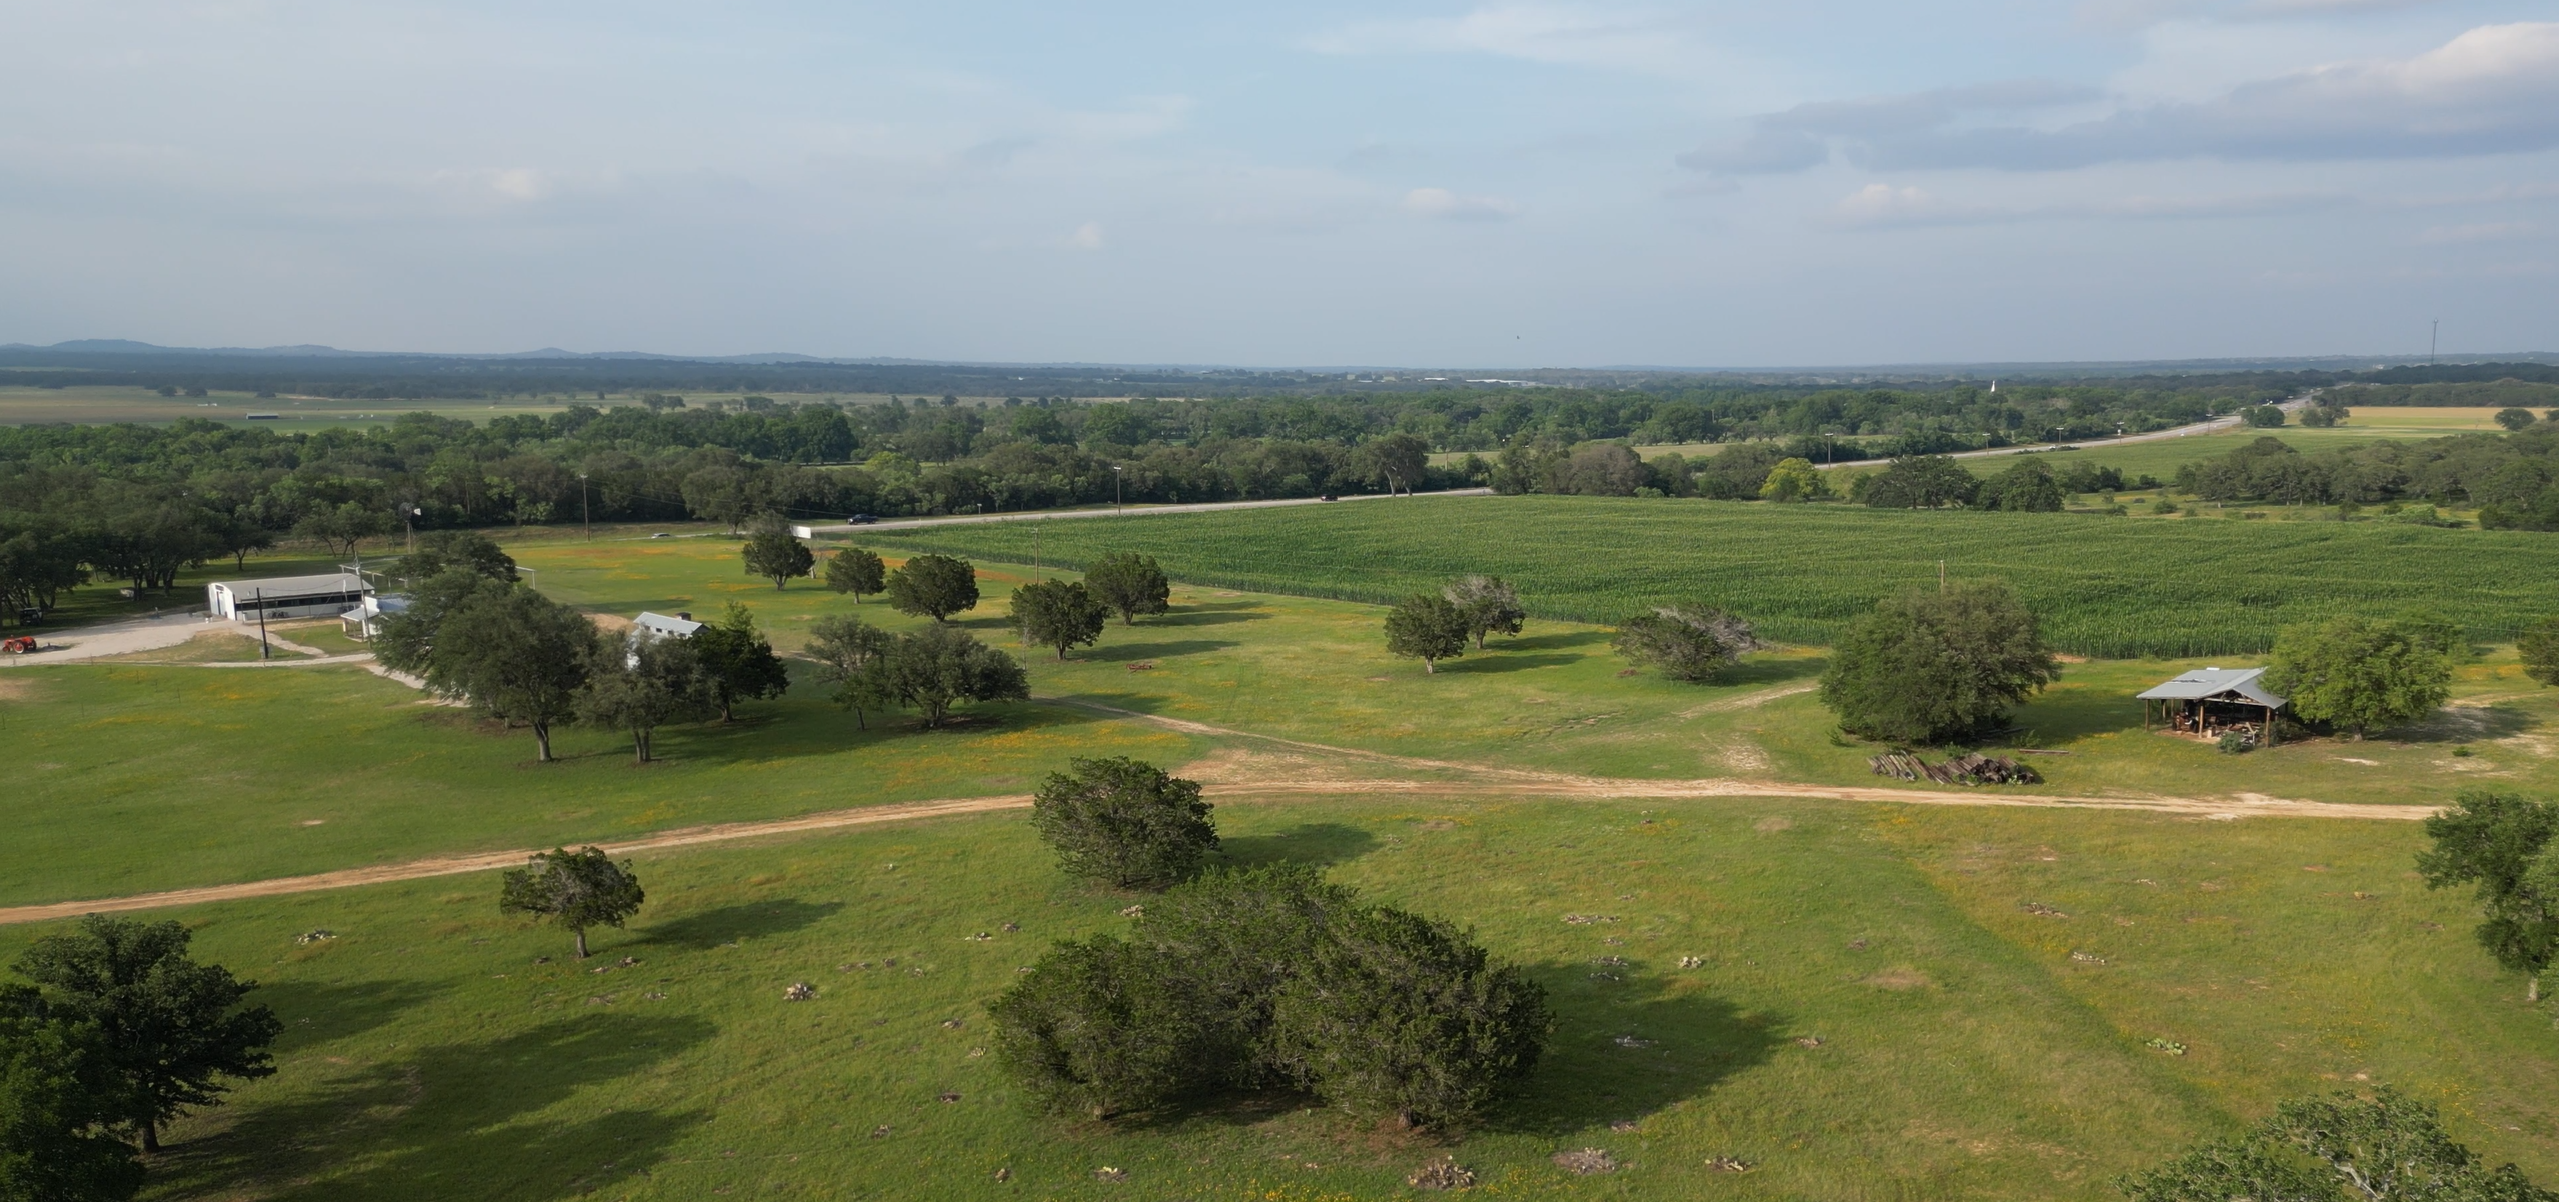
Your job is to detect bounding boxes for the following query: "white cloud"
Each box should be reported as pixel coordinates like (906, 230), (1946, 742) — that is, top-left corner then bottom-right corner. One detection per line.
(1686, 23), (2556, 176)
(1068, 221), (1104, 249)
(1403, 187), (1519, 220)
(2417, 220), (2541, 243)
(1827, 182), (2350, 228)
(1307, 3), (1722, 79)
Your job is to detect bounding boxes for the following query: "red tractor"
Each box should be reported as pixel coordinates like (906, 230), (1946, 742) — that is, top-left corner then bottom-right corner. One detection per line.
(1, 636), (37, 654)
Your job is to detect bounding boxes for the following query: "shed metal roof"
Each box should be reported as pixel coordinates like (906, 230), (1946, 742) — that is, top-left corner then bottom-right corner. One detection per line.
(208, 573), (366, 597)
(633, 611), (704, 638)
(2137, 666), (2287, 708)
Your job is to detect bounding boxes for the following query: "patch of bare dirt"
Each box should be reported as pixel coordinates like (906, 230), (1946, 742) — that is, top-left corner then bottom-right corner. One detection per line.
(1753, 816), (1794, 833)
(588, 613), (634, 632)
(1681, 681), (1819, 716)
(1862, 966), (1932, 991)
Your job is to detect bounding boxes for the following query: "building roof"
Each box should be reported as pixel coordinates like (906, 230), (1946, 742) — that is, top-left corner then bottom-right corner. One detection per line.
(633, 611), (704, 638)
(208, 573), (366, 597)
(2137, 666), (2287, 708)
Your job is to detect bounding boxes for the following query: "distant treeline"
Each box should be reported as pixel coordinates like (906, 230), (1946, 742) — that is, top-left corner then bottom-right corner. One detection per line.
(2322, 379), (2558, 408)
(0, 360), (2551, 620)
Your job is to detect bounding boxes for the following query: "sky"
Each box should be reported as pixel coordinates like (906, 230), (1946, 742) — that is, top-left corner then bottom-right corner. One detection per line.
(1, 1), (2552, 367)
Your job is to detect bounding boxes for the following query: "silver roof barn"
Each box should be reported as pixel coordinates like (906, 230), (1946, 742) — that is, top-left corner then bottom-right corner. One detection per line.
(2137, 667), (2287, 709)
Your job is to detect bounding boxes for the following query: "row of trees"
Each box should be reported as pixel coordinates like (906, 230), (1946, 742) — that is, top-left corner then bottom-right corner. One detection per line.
(2172, 429), (2557, 528)
(994, 758), (1550, 1129)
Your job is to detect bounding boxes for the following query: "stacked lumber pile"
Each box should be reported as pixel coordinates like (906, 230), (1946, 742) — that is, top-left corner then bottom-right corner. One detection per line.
(1868, 752), (2042, 785)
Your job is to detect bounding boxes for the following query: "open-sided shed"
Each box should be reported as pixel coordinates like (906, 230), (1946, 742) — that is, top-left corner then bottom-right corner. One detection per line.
(2139, 667), (2288, 744)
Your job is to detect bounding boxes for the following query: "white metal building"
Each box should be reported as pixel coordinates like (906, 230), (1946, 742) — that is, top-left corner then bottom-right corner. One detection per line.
(340, 594), (412, 640)
(206, 573), (369, 621)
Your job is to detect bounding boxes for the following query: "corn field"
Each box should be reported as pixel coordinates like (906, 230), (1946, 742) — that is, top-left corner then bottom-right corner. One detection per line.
(862, 495), (2554, 658)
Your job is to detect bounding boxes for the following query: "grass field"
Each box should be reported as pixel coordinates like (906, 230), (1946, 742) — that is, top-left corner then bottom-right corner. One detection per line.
(5, 525), (2551, 1198)
(0, 795), (2543, 1200)
(849, 493), (2551, 656)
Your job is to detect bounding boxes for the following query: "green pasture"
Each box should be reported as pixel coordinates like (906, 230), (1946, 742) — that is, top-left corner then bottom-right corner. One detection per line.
(0, 795), (2541, 1201)
(0, 662), (1197, 906)
(850, 493), (2551, 656)
(504, 532), (2552, 803)
(8, 528), (2543, 910)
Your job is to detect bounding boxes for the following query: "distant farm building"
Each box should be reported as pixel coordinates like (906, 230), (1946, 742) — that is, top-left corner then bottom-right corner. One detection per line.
(340, 593), (411, 640)
(2139, 667), (2289, 744)
(625, 611), (703, 667)
(206, 573), (368, 622)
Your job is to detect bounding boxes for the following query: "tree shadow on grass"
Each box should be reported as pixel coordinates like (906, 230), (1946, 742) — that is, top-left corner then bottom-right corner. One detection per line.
(258, 978), (448, 1051)
(1080, 639), (1239, 663)
(2384, 702), (2533, 744)
(1493, 630), (1614, 654)
(151, 1013), (718, 1202)
(640, 899), (846, 950)
(1217, 823), (1380, 870)
(1486, 965), (1786, 1137)
(660, 695), (1114, 767)
(1716, 653), (1829, 687)
(1148, 607), (1273, 627)
(1439, 653), (1586, 674)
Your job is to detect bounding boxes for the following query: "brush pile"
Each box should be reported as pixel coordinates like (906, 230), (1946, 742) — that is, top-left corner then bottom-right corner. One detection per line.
(1868, 751), (2042, 785)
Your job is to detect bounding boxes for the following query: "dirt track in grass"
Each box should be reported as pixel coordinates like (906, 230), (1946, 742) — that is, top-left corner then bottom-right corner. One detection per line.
(0, 750), (2431, 926)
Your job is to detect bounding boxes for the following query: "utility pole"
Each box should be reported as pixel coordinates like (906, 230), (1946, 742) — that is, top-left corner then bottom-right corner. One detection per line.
(579, 472), (591, 539)
(1032, 523), (1041, 582)
(254, 587), (271, 660)
(2429, 319), (2438, 366)
(1111, 465), (1123, 514)
(1938, 560), (1946, 594)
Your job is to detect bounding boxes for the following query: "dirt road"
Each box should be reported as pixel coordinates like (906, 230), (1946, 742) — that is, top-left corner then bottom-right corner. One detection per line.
(0, 768), (2430, 926)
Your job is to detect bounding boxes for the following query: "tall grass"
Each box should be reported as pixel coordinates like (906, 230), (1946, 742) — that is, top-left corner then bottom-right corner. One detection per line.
(864, 495), (2552, 658)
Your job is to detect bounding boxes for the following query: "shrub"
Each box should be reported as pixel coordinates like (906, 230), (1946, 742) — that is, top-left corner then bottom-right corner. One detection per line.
(989, 869), (1549, 1131)
(2520, 616), (2557, 687)
(989, 935), (1201, 1118)
(1268, 906), (1552, 1129)
(1443, 575), (1527, 650)
(1009, 579), (1109, 660)
(2242, 404), (2286, 428)
(1031, 757), (1217, 890)
(1384, 593), (1470, 673)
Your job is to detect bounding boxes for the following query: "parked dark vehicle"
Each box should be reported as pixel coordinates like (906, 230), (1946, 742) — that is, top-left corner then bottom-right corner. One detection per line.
(848, 513), (879, 524)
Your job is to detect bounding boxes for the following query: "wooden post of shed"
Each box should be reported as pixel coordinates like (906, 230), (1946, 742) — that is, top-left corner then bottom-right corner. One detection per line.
(2265, 704), (2278, 745)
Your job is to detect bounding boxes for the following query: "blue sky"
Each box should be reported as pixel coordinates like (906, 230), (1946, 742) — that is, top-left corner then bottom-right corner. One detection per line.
(2, 1), (2550, 366)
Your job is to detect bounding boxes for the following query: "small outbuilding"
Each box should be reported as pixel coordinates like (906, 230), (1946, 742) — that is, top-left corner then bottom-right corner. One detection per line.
(207, 573), (368, 622)
(340, 594), (411, 640)
(632, 611), (703, 641)
(2139, 667), (2289, 744)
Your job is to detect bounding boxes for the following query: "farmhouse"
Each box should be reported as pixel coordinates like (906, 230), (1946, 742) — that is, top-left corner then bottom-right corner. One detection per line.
(2138, 667), (2288, 744)
(206, 573), (368, 622)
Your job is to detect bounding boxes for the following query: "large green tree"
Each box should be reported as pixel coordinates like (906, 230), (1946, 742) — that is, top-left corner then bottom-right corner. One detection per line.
(1860, 455), (1981, 509)
(1082, 552), (1170, 625)
(804, 614), (896, 728)
(398, 529), (516, 585)
(2266, 615), (2452, 739)
(576, 633), (713, 762)
(2418, 791), (2558, 999)
(419, 584), (600, 761)
(1356, 433), (1430, 496)
(10, 917), (280, 1155)
(823, 546), (886, 603)
(1820, 581), (2061, 745)
(2518, 616), (2556, 688)
(499, 847), (646, 960)
(1030, 757), (1217, 890)
(1613, 604), (1756, 682)
(739, 515), (814, 589)
(370, 568), (510, 676)
(1010, 579), (1109, 660)
(0, 1003), (144, 1200)
(1384, 593), (1469, 674)
(1979, 459), (2065, 511)
(884, 554), (979, 622)
(1443, 575), (1526, 650)
(875, 624), (1028, 727)
(690, 602), (791, 722)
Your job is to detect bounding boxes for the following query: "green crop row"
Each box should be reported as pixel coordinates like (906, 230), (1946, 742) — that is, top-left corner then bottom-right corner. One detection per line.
(859, 495), (2554, 659)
